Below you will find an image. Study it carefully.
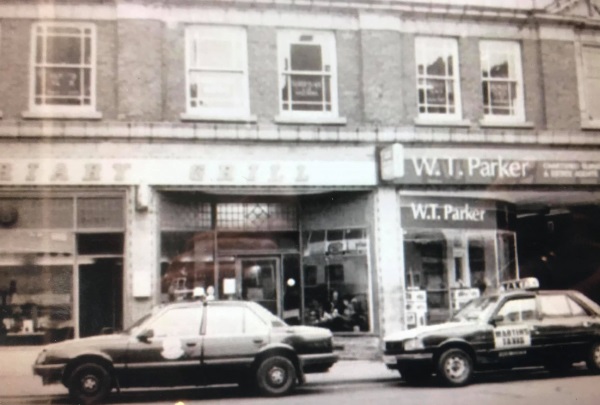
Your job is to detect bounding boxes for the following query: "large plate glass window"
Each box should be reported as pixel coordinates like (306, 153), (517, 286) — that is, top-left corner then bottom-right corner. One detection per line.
(415, 37), (461, 119)
(277, 30), (339, 117)
(30, 22), (96, 113)
(480, 40), (525, 122)
(185, 26), (250, 118)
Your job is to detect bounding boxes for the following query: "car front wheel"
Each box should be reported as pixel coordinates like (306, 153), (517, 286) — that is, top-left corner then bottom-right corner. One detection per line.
(256, 356), (296, 397)
(586, 341), (600, 373)
(68, 363), (112, 405)
(437, 348), (473, 387)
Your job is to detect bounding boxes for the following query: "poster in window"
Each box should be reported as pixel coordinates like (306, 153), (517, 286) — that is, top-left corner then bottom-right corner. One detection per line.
(290, 75), (323, 102)
(43, 67), (83, 97)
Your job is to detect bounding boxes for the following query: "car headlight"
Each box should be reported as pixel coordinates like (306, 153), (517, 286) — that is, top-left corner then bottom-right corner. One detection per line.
(403, 338), (424, 351)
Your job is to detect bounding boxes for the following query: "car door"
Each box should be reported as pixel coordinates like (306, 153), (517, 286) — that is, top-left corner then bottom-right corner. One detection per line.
(535, 293), (595, 360)
(201, 303), (270, 385)
(124, 306), (204, 387)
(488, 296), (539, 367)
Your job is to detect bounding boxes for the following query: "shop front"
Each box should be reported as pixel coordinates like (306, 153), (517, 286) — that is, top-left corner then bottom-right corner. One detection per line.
(0, 192), (125, 345)
(380, 143), (600, 330)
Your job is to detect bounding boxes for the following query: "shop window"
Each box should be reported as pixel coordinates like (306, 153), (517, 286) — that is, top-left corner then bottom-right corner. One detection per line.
(0, 198), (73, 229)
(302, 229), (370, 333)
(160, 196), (212, 231)
(480, 40), (525, 122)
(28, 22), (98, 118)
(184, 26), (251, 119)
(497, 232), (517, 282)
(277, 30), (340, 120)
(416, 37), (461, 119)
(77, 197), (124, 229)
(217, 203), (297, 231)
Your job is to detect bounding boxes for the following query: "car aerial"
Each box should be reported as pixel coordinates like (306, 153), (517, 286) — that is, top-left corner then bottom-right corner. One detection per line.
(33, 300), (338, 404)
(383, 278), (600, 387)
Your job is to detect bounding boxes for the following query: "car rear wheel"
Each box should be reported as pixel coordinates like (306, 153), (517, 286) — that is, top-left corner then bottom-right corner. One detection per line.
(256, 356), (296, 397)
(437, 348), (473, 387)
(586, 342), (600, 373)
(68, 363), (112, 405)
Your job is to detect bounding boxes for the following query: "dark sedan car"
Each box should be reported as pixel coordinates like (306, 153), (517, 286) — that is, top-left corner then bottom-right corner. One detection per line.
(33, 300), (338, 404)
(383, 278), (600, 386)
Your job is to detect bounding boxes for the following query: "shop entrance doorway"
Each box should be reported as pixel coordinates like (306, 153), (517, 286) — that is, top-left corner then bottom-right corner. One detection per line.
(78, 258), (122, 337)
(237, 257), (279, 315)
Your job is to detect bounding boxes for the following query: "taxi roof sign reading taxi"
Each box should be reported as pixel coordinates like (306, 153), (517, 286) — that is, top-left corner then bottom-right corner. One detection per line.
(501, 277), (540, 291)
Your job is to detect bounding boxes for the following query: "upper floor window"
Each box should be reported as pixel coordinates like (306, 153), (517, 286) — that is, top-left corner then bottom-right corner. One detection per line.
(277, 30), (340, 121)
(184, 26), (250, 120)
(415, 37), (461, 120)
(28, 23), (98, 118)
(580, 45), (600, 125)
(480, 40), (525, 122)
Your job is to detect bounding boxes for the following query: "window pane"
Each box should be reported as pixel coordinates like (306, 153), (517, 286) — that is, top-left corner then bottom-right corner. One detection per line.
(497, 298), (536, 323)
(245, 308), (268, 333)
(188, 71), (244, 109)
(290, 44), (322, 71)
(47, 36), (82, 64)
(567, 297), (587, 316)
(540, 295), (571, 317)
(151, 307), (202, 337)
(205, 306), (244, 335)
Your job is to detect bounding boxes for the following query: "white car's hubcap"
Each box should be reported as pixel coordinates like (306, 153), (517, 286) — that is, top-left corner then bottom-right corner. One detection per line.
(82, 375), (98, 393)
(445, 355), (467, 380)
(269, 366), (286, 385)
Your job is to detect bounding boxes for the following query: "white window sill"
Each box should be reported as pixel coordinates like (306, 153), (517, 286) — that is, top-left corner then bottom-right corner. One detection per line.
(479, 119), (534, 129)
(22, 110), (103, 120)
(180, 113), (257, 123)
(274, 115), (347, 125)
(581, 121), (600, 130)
(414, 117), (472, 128)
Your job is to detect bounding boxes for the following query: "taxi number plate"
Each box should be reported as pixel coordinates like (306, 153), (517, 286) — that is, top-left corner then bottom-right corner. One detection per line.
(383, 355), (397, 365)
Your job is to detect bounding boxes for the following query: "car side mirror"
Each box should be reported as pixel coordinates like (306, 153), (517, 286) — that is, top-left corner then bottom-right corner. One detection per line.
(137, 328), (154, 343)
(490, 315), (504, 326)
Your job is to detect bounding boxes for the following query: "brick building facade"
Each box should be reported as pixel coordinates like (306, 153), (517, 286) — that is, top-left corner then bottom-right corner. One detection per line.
(1, 0), (600, 358)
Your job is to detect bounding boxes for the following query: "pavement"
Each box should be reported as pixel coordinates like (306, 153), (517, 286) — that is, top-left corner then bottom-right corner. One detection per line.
(0, 346), (398, 398)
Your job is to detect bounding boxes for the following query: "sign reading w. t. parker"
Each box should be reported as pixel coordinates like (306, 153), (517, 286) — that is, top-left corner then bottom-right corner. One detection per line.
(380, 144), (600, 185)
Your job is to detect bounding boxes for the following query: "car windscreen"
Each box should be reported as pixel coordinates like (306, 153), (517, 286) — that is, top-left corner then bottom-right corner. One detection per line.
(451, 295), (499, 322)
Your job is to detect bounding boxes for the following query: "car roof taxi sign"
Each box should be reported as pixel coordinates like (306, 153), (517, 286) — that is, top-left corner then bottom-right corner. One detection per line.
(500, 277), (540, 291)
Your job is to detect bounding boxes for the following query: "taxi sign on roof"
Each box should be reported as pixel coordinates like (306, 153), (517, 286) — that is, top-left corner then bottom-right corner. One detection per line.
(500, 277), (540, 291)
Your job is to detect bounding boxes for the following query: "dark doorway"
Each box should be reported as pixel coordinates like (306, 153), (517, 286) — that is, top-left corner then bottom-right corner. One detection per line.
(78, 258), (123, 337)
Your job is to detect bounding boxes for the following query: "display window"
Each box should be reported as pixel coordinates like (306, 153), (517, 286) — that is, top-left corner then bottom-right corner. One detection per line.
(401, 196), (518, 325)
(0, 195), (124, 345)
(302, 228), (371, 333)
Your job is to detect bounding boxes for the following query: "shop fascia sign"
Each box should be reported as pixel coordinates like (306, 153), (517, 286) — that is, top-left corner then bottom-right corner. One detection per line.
(0, 158), (377, 186)
(381, 144), (600, 185)
(401, 196), (514, 230)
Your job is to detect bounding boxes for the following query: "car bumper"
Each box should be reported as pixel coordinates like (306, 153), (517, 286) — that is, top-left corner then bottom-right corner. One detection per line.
(33, 363), (65, 385)
(383, 352), (434, 370)
(299, 353), (339, 373)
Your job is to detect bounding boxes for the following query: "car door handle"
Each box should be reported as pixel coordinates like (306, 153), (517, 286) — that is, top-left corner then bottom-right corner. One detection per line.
(186, 342), (197, 347)
(253, 338), (264, 344)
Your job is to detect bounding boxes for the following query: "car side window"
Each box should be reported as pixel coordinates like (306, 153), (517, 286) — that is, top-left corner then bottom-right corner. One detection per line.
(205, 306), (244, 336)
(567, 296), (588, 316)
(245, 308), (269, 334)
(539, 295), (576, 318)
(150, 307), (203, 338)
(496, 297), (537, 324)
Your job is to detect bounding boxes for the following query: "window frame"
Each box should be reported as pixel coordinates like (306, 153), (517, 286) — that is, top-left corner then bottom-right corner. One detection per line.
(577, 41), (600, 128)
(479, 40), (526, 124)
(415, 36), (463, 122)
(27, 22), (99, 119)
(276, 30), (342, 123)
(182, 25), (252, 122)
